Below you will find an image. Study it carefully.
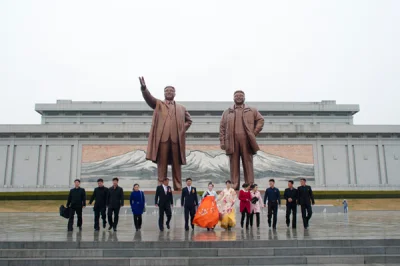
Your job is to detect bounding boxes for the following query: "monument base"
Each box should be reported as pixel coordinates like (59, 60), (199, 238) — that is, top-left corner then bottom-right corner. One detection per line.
(0, 211), (399, 265)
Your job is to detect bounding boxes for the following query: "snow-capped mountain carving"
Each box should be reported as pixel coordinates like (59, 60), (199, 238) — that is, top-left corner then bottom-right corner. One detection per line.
(81, 149), (314, 182)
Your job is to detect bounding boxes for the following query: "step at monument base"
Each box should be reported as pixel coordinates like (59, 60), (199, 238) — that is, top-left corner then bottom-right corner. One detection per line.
(0, 239), (399, 265)
(1, 255), (400, 266)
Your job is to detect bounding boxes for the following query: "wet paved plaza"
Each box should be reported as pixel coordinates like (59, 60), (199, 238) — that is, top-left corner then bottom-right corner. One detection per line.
(0, 211), (399, 242)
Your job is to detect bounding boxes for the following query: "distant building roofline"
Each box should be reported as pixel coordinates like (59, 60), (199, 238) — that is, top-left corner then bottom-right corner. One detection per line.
(35, 100), (360, 115)
(1, 124), (399, 134)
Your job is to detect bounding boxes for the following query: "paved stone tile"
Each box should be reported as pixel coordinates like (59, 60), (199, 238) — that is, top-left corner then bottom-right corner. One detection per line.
(0, 249), (102, 258)
(383, 255), (400, 263)
(189, 257), (250, 265)
(0, 211), (399, 242)
(161, 248), (218, 257)
(249, 256), (306, 265)
(6, 259), (71, 266)
(218, 247), (274, 256)
(306, 255), (365, 264)
(385, 246), (400, 254)
(130, 257), (189, 266)
(103, 249), (160, 257)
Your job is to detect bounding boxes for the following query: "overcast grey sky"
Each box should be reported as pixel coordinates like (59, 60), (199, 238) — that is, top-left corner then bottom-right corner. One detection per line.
(1, 0), (399, 125)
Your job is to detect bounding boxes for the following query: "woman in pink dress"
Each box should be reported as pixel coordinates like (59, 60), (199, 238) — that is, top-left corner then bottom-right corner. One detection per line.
(250, 184), (263, 229)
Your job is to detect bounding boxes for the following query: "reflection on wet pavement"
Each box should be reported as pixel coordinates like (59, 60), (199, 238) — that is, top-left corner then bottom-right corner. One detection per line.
(0, 211), (399, 242)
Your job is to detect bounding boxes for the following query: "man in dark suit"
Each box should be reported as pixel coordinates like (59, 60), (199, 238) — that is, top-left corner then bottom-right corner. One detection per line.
(89, 178), (109, 231)
(67, 179), (86, 231)
(181, 178), (199, 231)
(155, 177), (174, 231)
(297, 178), (315, 229)
(284, 180), (298, 229)
(107, 177), (124, 232)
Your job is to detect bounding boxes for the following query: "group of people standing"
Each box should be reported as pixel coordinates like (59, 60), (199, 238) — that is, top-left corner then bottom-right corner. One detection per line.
(66, 177), (124, 232)
(156, 177), (315, 232)
(264, 177), (316, 230)
(67, 177), (148, 232)
(236, 177), (315, 231)
(66, 176), (315, 232)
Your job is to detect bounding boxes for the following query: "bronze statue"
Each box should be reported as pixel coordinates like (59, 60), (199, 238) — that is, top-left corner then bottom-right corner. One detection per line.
(139, 77), (192, 191)
(219, 90), (264, 190)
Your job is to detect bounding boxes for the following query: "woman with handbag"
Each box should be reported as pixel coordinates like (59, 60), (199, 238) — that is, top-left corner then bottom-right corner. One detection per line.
(250, 184), (263, 229)
(130, 184), (146, 231)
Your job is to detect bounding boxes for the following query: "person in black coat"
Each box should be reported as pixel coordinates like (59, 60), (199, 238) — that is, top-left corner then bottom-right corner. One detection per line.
(155, 177), (173, 231)
(67, 179), (86, 231)
(89, 178), (109, 231)
(297, 178), (315, 229)
(284, 180), (298, 229)
(107, 177), (124, 231)
(181, 178), (199, 231)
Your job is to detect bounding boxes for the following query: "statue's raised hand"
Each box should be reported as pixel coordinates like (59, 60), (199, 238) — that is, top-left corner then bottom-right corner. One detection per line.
(139, 76), (147, 91)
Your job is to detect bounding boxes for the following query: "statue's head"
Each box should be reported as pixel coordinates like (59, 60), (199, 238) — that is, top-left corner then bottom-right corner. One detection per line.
(164, 86), (176, 101)
(233, 90), (245, 105)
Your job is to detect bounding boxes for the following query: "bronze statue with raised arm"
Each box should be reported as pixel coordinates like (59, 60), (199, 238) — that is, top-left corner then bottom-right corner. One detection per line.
(219, 90), (264, 190)
(139, 77), (192, 191)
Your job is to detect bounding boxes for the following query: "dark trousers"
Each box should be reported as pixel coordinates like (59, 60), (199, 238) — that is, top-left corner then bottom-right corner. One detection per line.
(268, 202), (278, 228)
(107, 207), (120, 229)
(301, 204), (312, 228)
(133, 214), (142, 230)
(68, 207), (82, 230)
(250, 212), (260, 228)
(286, 204), (297, 228)
(94, 207), (106, 230)
(184, 206), (195, 229)
(241, 210), (250, 228)
(158, 204), (172, 230)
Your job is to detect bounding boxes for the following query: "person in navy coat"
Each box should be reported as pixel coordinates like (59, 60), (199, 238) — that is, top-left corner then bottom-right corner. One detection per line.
(263, 179), (281, 229)
(130, 183), (146, 231)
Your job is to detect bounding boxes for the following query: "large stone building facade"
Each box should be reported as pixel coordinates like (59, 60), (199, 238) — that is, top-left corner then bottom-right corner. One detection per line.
(0, 99), (399, 191)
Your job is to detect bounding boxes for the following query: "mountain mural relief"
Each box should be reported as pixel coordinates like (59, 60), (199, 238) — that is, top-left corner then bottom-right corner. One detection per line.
(81, 145), (314, 185)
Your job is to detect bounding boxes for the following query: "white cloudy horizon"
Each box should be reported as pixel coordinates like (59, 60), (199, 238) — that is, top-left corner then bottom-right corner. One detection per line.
(1, 0), (399, 125)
